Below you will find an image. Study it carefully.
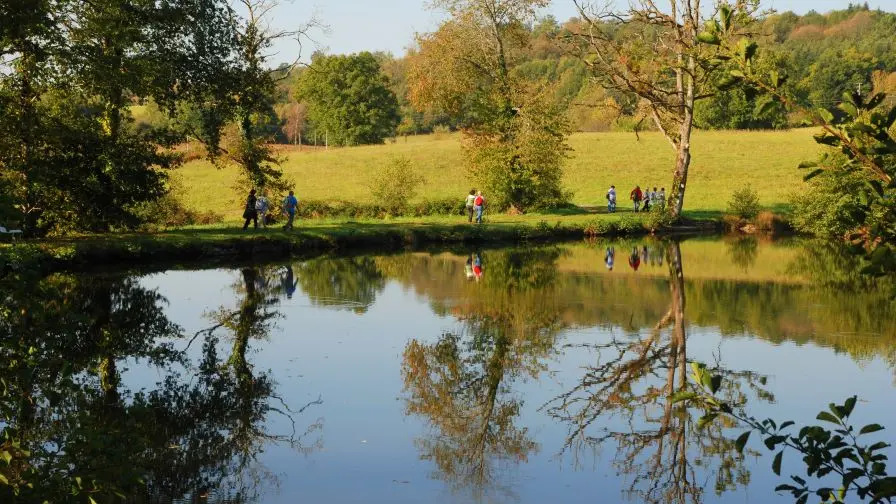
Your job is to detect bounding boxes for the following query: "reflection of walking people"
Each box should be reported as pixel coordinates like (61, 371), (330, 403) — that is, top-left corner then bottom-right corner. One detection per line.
(473, 191), (486, 224)
(606, 185), (617, 213)
(465, 189), (476, 223)
(605, 247), (615, 271)
(629, 248), (641, 271)
(282, 190), (298, 230)
(472, 253), (483, 280)
(242, 189), (258, 230)
(465, 255), (475, 280)
(281, 265), (298, 299)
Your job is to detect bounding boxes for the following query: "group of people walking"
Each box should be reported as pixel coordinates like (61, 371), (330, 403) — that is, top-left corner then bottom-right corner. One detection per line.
(242, 189), (299, 231)
(605, 185), (666, 213)
(464, 189), (487, 224)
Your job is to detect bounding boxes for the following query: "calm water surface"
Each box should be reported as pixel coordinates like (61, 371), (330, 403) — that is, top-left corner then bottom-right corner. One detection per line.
(2, 237), (894, 504)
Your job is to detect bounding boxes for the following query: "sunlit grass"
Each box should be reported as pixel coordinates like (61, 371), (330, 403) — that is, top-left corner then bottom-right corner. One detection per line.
(176, 129), (822, 222)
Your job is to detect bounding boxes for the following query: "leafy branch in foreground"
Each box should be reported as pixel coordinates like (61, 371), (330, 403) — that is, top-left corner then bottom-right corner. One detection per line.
(674, 363), (895, 504)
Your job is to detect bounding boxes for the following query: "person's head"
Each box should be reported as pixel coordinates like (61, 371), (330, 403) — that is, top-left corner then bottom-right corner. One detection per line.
(610, 185), (615, 189)
(661, 187), (665, 192)
(470, 189), (476, 196)
(289, 190), (294, 196)
(654, 187), (658, 191)
(477, 190), (482, 196)
(249, 189), (256, 195)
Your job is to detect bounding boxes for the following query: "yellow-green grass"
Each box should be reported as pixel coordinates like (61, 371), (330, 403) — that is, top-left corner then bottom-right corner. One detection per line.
(177, 129), (822, 221)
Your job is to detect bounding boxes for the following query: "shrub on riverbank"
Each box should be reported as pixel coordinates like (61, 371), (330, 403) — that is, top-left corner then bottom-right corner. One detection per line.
(296, 198), (465, 219)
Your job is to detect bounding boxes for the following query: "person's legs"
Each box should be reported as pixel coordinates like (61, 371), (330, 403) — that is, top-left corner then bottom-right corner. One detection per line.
(259, 211), (266, 228)
(467, 206), (473, 222)
(285, 212), (295, 230)
(243, 217), (251, 230)
(253, 214), (258, 229)
(476, 206), (483, 224)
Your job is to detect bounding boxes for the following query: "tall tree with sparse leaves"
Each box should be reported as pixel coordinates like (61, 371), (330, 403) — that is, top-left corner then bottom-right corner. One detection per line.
(408, 0), (570, 213)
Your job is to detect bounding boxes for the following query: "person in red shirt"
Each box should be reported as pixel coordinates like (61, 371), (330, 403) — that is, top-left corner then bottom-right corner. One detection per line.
(472, 253), (483, 280)
(630, 186), (643, 213)
(629, 248), (641, 271)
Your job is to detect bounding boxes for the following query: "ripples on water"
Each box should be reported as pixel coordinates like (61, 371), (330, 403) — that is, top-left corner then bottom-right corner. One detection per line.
(1, 237), (894, 504)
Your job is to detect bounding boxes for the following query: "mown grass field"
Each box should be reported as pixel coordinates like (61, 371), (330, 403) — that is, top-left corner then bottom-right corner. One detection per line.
(177, 129), (822, 222)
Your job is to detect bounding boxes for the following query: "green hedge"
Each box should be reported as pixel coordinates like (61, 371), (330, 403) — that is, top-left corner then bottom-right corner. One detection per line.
(294, 198), (467, 219)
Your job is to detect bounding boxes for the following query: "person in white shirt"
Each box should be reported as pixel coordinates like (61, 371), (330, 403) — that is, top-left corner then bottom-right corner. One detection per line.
(255, 191), (270, 227)
(606, 185), (617, 213)
(464, 189), (477, 223)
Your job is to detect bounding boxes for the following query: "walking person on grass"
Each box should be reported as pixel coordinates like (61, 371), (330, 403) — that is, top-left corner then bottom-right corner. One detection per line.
(630, 185), (642, 213)
(242, 189), (258, 230)
(465, 189), (477, 223)
(473, 191), (486, 224)
(606, 185), (617, 213)
(255, 190), (270, 228)
(282, 190), (298, 230)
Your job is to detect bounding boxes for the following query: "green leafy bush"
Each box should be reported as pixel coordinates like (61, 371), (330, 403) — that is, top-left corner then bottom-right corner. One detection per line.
(583, 219), (617, 237)
(791, 171), (867, 239)
(617, 214), (643, 234)
(727, 186), (761, 220)
(294, 198), (462, 219)
(369, 156), (425, 215)
(644, 205), (673, 231)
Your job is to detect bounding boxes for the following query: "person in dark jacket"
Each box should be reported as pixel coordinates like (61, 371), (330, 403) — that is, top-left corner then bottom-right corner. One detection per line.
(242, 189), (258, 230)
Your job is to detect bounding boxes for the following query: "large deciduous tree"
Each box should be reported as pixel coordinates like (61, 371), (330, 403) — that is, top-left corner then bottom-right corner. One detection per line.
(568, 1), (754, 219)
(296, 52), (401, 146)
(408, 0), (570, 212)
(0, 0), (240, 233)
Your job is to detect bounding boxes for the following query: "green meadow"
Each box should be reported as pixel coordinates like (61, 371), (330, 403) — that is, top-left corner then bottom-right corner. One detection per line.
(177, 128), (823, 221)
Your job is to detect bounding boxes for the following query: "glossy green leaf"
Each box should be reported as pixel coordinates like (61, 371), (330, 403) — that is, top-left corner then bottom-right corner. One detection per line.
(842, 396), (857, 418)
(860, 423), (885, 435)
(669, 391), (698, 404)
(816, 411), (839, 424)
(773, 451), (783, 476)
(735, 431), (751, 453)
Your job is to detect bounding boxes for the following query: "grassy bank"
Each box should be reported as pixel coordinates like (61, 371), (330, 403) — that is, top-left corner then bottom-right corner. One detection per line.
(0, 213), (723, 274)
(177, 129), (822, 221)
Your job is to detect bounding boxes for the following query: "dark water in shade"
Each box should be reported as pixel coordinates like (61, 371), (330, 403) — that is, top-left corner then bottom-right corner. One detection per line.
(1, 237), (894, 504)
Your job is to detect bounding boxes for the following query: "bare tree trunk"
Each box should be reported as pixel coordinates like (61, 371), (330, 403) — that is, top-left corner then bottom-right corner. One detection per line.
(671, 57), (696, 219)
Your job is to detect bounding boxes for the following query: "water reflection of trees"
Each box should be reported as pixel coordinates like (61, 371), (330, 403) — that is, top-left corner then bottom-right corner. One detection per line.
(543, 243), (771, 504)
(0, 268), (320, 502)
(295, 257), (385, 312)
(400, 248), (565, 499)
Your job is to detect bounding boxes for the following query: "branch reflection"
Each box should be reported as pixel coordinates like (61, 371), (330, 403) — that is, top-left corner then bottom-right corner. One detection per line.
(543, 241), (772, 504)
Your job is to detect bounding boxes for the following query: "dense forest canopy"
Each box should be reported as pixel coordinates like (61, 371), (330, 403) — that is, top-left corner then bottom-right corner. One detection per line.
(246, 3), (896, 140)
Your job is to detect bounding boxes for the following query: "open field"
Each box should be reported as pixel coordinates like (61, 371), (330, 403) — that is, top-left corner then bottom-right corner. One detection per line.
(177, 129), (823, 221)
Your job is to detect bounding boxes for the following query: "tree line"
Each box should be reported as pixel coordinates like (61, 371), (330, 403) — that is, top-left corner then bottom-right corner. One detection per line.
(266, 3), (896, 141)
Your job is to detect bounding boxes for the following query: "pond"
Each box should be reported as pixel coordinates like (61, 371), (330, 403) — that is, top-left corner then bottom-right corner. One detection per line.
(1, 237), (894, 504)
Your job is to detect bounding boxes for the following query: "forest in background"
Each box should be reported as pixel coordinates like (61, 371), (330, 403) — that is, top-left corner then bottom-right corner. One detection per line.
(131, 3), (896, 142)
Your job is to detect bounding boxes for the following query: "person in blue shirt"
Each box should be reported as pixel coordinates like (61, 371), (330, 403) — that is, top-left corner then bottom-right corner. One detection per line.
(282, 190), (298, 230)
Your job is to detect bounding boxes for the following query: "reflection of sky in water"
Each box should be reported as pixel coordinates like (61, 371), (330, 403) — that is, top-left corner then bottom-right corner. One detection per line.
(126, 244), (895, 504)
